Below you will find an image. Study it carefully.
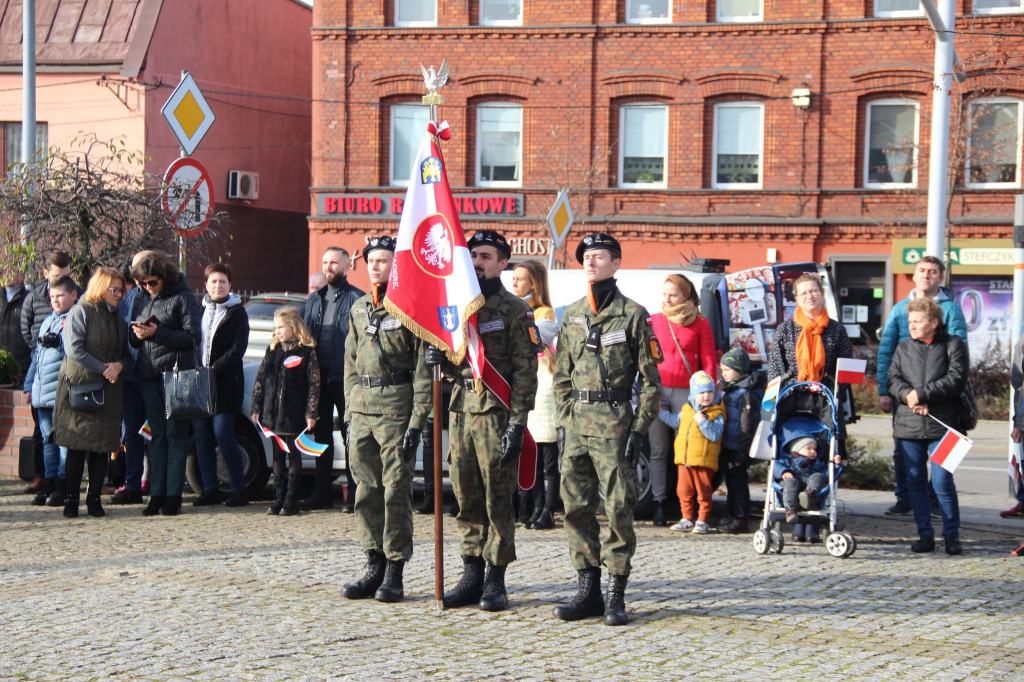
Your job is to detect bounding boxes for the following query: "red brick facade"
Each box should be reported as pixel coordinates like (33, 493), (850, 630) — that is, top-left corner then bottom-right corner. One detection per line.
(0, 388), (34, 477)
(310, 1), (1021, 310)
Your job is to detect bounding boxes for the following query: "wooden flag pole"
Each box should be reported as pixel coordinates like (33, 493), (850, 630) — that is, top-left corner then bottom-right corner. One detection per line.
(432, 365), (444, 608)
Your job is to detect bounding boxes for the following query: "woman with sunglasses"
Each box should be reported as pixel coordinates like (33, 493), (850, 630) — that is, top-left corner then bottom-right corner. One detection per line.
(129, 252), (202, 516)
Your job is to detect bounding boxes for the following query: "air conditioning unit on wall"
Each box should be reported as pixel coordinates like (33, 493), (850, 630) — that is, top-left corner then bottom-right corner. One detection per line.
(227, 170), (259, 200)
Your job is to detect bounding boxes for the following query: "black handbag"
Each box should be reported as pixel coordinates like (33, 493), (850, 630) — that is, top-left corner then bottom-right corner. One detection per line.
(162, 350), (216, 420)
(68, 380), (105, 412)
(957, 381), (979, 433)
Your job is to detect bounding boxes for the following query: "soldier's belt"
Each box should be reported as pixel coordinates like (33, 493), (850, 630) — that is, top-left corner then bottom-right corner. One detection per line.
(358, 374), (412, 388)
(572, 389), (631, 404)
(461, 378), (478, 392)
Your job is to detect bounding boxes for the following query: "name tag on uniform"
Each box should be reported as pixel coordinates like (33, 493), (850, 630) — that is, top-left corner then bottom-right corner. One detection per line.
(479, 319), (505, 334)
(569, 316), (587, 327)
(600, 329), (627, 346)
(380, 318), (402, 331)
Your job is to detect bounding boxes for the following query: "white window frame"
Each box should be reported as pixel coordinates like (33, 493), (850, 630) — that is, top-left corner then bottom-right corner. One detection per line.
(475, 102), (523, 188)
(618, 104), (669, 189)
(479, 0), (523, 26)
(717, 0), (763, 23)
(389, 103), (430, 187)
(873, 0), (925, 18)
(973, 0), (1024, 15)
(864, 98), (920, 189)
(712, 102), (764, 190)
(395, 0), (437, 27)
(965, 96), (1023, 189)
(626, 0), (672, 24)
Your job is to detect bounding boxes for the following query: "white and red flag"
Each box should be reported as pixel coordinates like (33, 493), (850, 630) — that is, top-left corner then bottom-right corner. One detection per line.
(385, 120), (537, 489)
(929, 420), (973, 474)
(835, 357), (867, 385)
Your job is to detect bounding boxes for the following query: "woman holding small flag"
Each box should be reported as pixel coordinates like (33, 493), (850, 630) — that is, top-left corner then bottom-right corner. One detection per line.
(887, 297), (968, 555)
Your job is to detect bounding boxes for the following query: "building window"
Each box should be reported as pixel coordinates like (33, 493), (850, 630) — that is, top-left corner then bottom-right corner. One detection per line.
(390, 104), (430, 186)
(480, 0), (522, 25)
(717, 0), (763, 22)
(966, 98), (1022, 188)
(713, 102), (763, 189)
(626, 1), (671, 24)
(865, 99), (919, 188)
(974, 0), (1024, 14)
(395, 0), (436, 27)
(476, 103), (522, 187)
(874, 0), (924, 17)
(4, 122), (47, 170)
(618, 104), (668, 188)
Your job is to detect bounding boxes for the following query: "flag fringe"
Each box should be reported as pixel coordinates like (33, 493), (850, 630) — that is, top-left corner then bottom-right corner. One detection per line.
(384, 292), (485, 366)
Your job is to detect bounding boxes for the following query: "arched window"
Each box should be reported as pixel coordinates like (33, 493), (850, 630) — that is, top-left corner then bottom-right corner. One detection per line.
(864, 98), (919, 188)
(618, 103), (668, 188)
(712, 102), (763, 189)
(974, 1), (1024, 15)
(626, 1), (671, 24)
(717, 0), (762, 23)
(874, 0), (923, 18)
(395, 0), (436, 27)
(480, 0), (522, 26)
(966, 97), (1022, 188)
(389, 103), (430, 186)
(476, 102), (522, 187)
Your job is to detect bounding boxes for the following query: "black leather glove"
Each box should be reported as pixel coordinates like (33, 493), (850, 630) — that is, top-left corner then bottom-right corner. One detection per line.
(401, 428), (421, 464)
(424, 345), (445, 367)
(557, 426), (565, 457)
(500, 422), (526, 465)
(624, 431), (643, 468)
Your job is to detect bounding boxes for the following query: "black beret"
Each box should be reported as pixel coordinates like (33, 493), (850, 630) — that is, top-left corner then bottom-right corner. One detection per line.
(467, 230), (511, 260)
(363, 235), (395, 257)
(575, 233), (622, 264)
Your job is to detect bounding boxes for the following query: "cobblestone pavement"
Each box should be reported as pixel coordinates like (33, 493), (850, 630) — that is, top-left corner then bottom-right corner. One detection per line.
(2, 478), (1024, 681)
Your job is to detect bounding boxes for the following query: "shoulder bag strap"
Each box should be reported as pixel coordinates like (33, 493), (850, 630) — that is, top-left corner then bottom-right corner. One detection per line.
(668, 324), (693, 376)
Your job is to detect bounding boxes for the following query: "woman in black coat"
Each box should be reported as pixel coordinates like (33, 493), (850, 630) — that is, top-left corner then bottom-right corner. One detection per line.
(191, 263), (250, 507)
(129, 252), (202, 517)
(887, 297), (968, 556)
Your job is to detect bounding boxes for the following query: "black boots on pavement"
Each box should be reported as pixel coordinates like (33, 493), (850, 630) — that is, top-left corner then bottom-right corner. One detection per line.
(603, 574), (629, 626)
(268, 474), (286, 515)
(374, 560), (405, 603)
(553, 567), (604, 621)
(443, 555), (485, 608)
(479, 563), (508, 612)
(268, 473), (301, 516)
(343, 550), (387, 599)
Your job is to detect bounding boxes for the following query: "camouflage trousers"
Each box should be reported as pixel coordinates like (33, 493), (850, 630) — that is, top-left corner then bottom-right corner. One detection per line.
(449, 409), (517, 566)
(349, 411), (414, 561)
(561, 430), (639, 576)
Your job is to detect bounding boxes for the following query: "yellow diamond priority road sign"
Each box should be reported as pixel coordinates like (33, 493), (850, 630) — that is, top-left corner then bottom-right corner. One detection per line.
(161, 72), (215, 156)
(546, 188), (574, 249)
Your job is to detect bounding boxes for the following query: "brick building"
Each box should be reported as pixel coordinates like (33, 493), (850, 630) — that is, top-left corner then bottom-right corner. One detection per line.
(310, 1), (1023, 353)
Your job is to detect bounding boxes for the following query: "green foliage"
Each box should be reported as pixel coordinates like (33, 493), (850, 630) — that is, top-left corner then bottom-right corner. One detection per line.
(0, 350), (21, 385)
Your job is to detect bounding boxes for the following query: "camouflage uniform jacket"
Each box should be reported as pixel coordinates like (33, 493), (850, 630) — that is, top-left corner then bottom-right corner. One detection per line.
(344, 293), (431, 431)
(553, 288), (662, 439)
(443, 286), (540, 424)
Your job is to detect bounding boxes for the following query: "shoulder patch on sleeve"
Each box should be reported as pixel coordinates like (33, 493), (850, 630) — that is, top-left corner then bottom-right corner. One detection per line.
(650, 336), (664, 362)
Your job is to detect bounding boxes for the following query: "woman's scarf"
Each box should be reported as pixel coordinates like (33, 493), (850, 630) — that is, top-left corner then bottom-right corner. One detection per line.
(794, 306), (829, 382)
(662, 300), (698, 327)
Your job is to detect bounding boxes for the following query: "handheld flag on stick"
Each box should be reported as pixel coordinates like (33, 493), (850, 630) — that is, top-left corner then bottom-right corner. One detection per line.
(138, 421), (153, 442)
(255, 418), (289, 452)
(927, 414), (973, 473)
(835, 357), (867, 385)
(294, 431), (329, 458)
(762, 375), (782, 412)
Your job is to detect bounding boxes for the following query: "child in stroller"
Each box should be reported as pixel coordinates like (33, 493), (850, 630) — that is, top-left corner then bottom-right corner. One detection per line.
(776, 429), (840, 542)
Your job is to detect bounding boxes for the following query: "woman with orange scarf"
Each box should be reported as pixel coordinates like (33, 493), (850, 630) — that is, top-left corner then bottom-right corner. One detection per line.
(766, 273), (852, 542)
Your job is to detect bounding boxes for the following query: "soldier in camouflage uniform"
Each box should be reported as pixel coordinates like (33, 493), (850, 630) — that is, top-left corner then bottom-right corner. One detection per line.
(424, 230), (540, 612)
(552, 233), (662, 626)
(341, 236), (431, 603)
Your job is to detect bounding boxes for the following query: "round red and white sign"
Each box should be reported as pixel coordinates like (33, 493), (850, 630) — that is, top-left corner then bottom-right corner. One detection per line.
(412, 214), (456, 278)
(162, 157), (215, 238)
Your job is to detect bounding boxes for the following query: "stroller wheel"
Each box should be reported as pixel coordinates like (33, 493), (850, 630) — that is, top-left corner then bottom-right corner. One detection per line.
(752, 529), (771, 555)
(769, 529), (785, 554)
(826, 531), (855, 558)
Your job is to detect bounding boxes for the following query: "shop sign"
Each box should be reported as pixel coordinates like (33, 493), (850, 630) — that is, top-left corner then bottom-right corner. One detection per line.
(509, 237), (553, 257)
(892, 238), (1014, 275)
(318, 193), (524, 218)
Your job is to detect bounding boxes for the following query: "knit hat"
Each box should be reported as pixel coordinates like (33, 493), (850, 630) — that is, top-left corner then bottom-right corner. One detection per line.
(788, 437), (817, 454)
(720, 347), (751, 375)
(689, 370), (715, 396)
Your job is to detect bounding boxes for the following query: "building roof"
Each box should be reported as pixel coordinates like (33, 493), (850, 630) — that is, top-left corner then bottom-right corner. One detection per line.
(0, 0), (161, 74)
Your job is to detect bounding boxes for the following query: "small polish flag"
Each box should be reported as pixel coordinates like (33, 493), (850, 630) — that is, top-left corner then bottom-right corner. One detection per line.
(1009, 443), (1023, 488)
(762, 375), (781, 412)
(836, 357), (867, 385)
(255, 418), (289, 452)
(138, 421), (152, 442)
(930, 427), (973, 473)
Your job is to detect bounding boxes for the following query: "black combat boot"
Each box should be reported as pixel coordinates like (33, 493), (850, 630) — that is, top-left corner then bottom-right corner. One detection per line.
(32, 478), (53, 506)
(533, 475), (560, 530)
(63, 490), (80, 518)
(85, 493), (105, 518)
(46, 478), (67, 507)
(374, 560), (406, 603)
(443, 555), (485, 608)
(161, 495), (182, 516)
(142, 495), (165, 517)
(479, 563), (509, 612)
(280, 473), (301, 516)
(342, 550), (387, 599)
(268, 474), (287, 515)
(603, 573), (629, 626)
(553, 567), (604, 621)
(526, 475), (546, 529)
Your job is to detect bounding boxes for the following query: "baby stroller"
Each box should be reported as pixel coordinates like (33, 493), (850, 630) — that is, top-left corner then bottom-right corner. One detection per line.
(752, 381), (856, 558)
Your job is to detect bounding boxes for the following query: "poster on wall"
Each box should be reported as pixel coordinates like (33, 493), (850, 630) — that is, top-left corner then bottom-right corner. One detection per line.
(951, 276), (1012, 363)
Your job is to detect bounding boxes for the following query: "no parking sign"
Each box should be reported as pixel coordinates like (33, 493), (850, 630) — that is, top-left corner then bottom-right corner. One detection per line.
(162, 157), (215, 238)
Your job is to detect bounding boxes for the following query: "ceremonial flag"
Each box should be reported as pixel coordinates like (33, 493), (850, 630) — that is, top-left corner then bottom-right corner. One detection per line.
(930, 426), (973, 473)
(836, 357), (867, 385)
(255, 419), (289, 452)
(138, 421), (152, 442)
(762, 375), (781, 412)
(384, 120), (483, 363)
(294, 431), (329, 458)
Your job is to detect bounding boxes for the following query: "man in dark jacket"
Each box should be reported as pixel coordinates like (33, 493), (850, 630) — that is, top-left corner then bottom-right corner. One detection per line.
(301, 246), (364, 510)
(1, 268), (30, 378)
